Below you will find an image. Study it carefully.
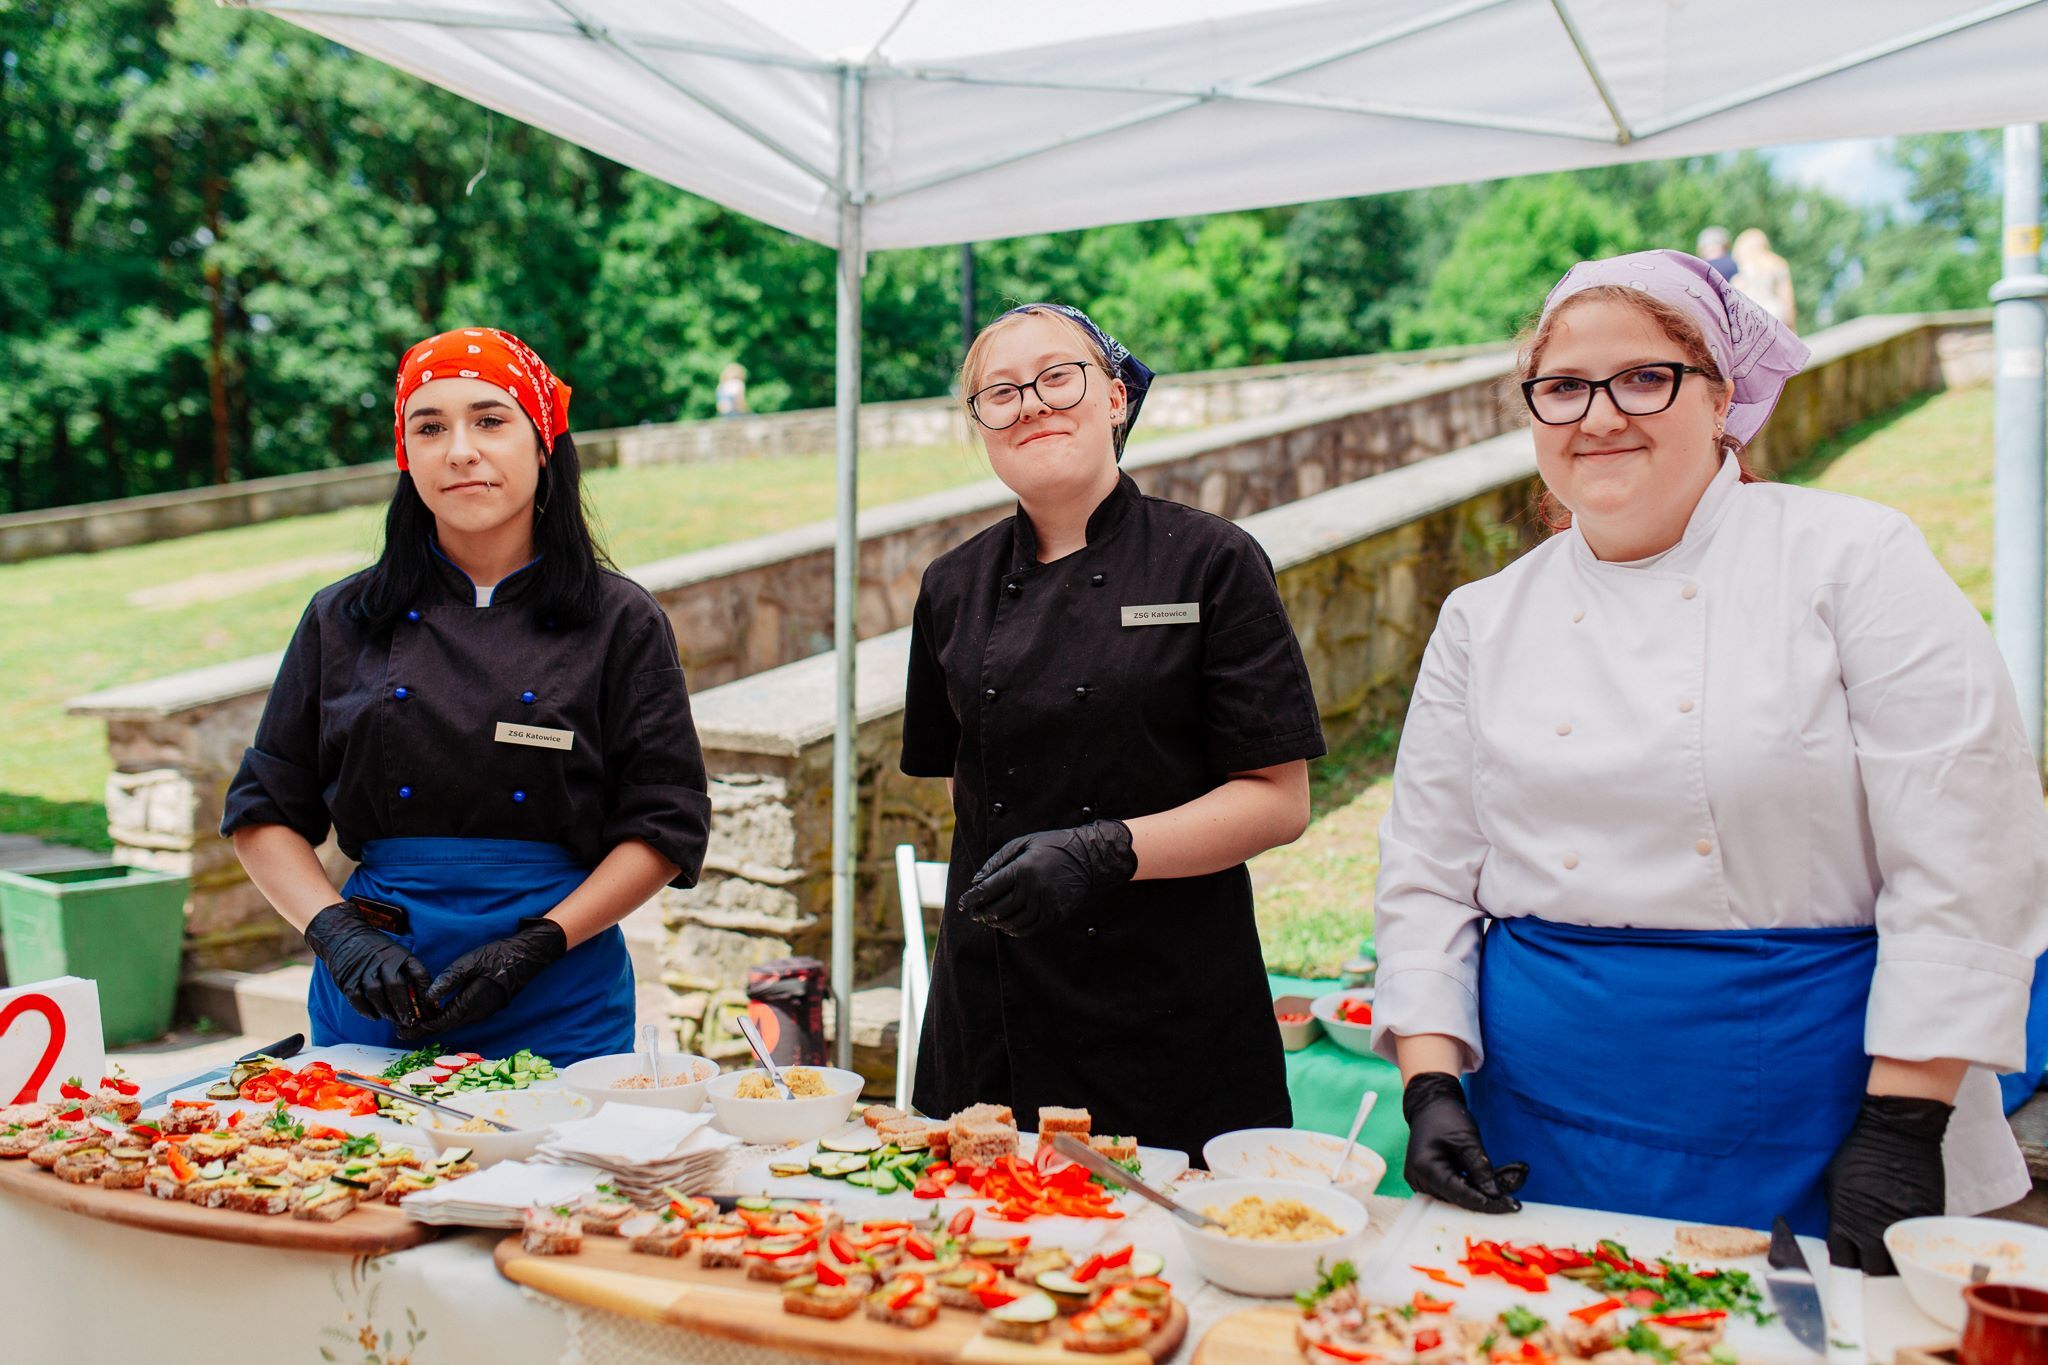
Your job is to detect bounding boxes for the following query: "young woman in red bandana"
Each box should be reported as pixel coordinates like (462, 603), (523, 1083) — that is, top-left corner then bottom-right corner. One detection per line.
(223, 329), (711, 1061)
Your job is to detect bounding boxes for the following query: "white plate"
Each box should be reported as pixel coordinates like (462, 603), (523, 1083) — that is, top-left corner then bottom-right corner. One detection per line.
(1885, 1215), (2048, 1330)
(730, 1129), (1189, 1204)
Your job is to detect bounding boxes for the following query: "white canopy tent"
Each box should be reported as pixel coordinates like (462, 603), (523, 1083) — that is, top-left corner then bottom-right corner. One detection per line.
(224, 0), (2048, 1064)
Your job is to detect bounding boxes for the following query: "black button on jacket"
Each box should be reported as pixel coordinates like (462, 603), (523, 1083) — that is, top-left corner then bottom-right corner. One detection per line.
(901, 473), (1325, 1158)
(223, 551), (712, 886)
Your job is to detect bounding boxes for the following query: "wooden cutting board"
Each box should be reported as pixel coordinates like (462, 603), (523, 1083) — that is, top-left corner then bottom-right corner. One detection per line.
(495, 1234), (1188, 1364)
(1189, 1305), (1299, 1364)
(0, 1157), (435, 1255)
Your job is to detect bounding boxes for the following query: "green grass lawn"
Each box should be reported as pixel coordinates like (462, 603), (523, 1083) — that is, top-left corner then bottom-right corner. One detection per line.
(1247, 383), (2007, 977)
(0, 443), (996, 847)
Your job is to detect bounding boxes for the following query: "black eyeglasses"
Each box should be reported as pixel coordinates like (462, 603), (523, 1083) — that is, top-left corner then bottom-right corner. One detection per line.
(967, 361), (1094, 431)
(1520, 363), (1707, 426)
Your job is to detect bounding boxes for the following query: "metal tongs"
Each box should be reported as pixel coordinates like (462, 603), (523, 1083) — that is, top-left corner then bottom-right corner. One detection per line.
(334, 1070), (519, 1133)
(1049, 1134), (1226, 1232)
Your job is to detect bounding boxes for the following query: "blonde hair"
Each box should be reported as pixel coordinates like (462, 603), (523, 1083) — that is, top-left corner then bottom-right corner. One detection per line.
(1512, 285), (1759, 532)
(959, 305), (1123, 445)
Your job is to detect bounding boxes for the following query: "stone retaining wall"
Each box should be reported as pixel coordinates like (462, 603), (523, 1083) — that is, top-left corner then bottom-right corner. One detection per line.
(0, 343), (1494, 564)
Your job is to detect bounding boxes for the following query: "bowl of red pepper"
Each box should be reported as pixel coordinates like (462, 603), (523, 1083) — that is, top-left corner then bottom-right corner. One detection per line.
(1272, 996), (1323, 1052)
(1309, 989), (1376, 1058)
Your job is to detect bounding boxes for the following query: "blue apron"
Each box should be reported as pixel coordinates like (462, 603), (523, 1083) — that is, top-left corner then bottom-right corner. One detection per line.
(2000, 950), (2048, 1113)
(308, 837), (633, 1065)
(1466, 916), (1877, 1237)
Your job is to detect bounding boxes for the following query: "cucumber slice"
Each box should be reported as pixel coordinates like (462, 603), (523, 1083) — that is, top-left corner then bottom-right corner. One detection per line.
(205, 1081), (241, 1100)
(819, 1132), (881, 1154)
(990, 1291), (1057, 1324)
(844, 1169), (881, 1189)
(867, 1166), (900, 1193)
(1036, 1271), (1091, 1297)
(736, 1196), (774, 1211)
(770, 1161), (810, 1178)
(1129, 1251), (1165, 1279)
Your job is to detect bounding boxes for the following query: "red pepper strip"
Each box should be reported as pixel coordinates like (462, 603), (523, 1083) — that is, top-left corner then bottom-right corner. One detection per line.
(99, 1076), (140, 1095)
(975, 1285), (1021, 1309)
(1592, 1245), (1632, 1273)
(1547, 1246), (1591, 1270)
(1101, 1244), (1134, 1269)
(59, 1081), (92, 1101)
(57, 1108), (84, 1122)
(128, 1124), (162, 1141)
(1412, 1291), (1454, 1314)
(1645, 1311), (1728, 1328)
(1073, 1253), (1106, 1283)
(1695, 1269), (1720, 1279)
(1568, 1298), (1622, 1325)
(165, 1146), (196, 1181)
(905, 1232), (935, 1261)
(815, 1259), (846, 1287)
(1624, 1288), (1661, 1308)
(1411, 1265), (1467, 1288)
(887, 1274), (925, 1311)
(1312, 1345), (1381, 1363)
(224, 1110), (245, 1128)
(863, 1220), (914, 1232)
(1413, 1330), (1443, 1353)
(947, 1207), (975, 1237)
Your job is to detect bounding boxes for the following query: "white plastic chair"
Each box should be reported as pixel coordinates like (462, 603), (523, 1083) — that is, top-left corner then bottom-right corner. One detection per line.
(893, 843), (948, 1112)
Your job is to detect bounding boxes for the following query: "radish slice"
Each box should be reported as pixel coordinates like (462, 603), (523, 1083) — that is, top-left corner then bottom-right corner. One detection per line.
(434, 1055), (469, 1070)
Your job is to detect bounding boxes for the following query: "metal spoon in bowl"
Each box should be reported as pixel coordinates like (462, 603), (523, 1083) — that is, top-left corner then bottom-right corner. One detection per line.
(1330, 1089), (1378, 1183)
(733, 1012), (795, 1100)
(641, 1022), (663, 1087)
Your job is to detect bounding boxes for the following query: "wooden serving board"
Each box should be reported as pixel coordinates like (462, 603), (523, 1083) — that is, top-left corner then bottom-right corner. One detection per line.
(1190, 1306), (1299, 1364)
(0, 1157), (435, 1255)
(496, 1234), (1188, 1364)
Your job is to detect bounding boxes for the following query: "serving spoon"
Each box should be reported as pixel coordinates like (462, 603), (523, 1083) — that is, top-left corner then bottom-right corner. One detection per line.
(734, 1012), (795, 1100)
(1330, 1089), (1378, 1183)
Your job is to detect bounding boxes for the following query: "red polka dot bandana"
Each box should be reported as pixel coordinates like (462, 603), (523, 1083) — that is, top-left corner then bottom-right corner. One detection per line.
(393, 327), (572, 470)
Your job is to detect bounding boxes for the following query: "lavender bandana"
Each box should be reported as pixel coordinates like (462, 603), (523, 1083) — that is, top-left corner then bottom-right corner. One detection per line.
(992, 302), (1155, 457)
(1540, 249), (1810, 446)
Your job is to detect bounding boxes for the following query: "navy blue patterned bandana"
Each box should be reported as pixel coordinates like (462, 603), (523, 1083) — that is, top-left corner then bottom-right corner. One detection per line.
(991, 302), (1155, 458)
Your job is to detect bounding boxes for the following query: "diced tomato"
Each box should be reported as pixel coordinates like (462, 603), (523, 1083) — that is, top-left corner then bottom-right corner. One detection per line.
(930, 1168), (958, 1188)
(1568, 1298), (1621, 1325)
(224, 1110), (245, 1128)
(58, 1079), (91, 1100)
(1412, 1291), (1454, 1314)
(947, 1207), (975, 1237)
(56, 1108), (83, 1122)
(1414, 1330), (1443, 1353)
(1547, 1246), (1590, 1270)
(99, 1076), (140, 1096)
(1624, 1288), (1661, 1308)
(912, 1177), (943, 1199)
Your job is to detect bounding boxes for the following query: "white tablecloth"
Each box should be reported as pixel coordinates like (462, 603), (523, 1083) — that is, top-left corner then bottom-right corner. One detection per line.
(0, 1148), (1957, 1363)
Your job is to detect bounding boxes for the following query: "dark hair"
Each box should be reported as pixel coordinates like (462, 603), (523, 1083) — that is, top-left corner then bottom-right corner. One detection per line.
(344, 430), (612, 634)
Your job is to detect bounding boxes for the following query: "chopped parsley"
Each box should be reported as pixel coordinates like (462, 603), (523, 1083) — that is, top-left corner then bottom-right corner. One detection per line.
(1088, 1153), (1148, 1192)
(1294, 1258), (1360, 1311)
(1586, 1253), (1774, 1326)
(1618, 1324), (1677, 1362)
(381, 1045), (445, 1080)
(1500, 1306), (1547, 1339)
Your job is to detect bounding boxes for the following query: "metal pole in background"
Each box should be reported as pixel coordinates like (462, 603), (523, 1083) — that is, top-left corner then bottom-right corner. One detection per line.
(830, 65), (865, 1070)
(960, 242), (977, 364)
(1992, 123), (2048, 764)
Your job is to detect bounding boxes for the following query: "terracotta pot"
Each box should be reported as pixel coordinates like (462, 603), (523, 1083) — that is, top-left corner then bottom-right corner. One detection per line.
(1959, 1282), (2048, 1365)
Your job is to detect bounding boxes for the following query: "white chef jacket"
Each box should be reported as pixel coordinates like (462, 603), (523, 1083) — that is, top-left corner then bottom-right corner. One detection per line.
(1371, 453), (2048, 1214)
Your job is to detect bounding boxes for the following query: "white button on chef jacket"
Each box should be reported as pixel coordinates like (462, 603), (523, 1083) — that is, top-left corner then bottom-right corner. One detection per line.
(1372, 454), (2048, 1215)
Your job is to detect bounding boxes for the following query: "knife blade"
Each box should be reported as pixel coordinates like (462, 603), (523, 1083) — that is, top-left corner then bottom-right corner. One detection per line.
(134, 1032), (306, 1110)
(1048, 1134), (1227, 1231)
(1765, 1215), (1829, 1358)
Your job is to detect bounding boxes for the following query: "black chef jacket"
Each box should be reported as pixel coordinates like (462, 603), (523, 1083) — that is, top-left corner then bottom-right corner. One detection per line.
(900, 473), (1325, 1159)
(222, 549), (712, 886)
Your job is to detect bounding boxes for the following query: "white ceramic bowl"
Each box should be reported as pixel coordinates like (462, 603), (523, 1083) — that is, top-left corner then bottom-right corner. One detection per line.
(703, 1066), (864, 1144)
(1309, 989), (1377, 1058)
(1203, 1126), (1388, 1201)
(409, 1088), (593, 1167)
(1171, 1178), (1368, 1298)
(1885, 1215), (2048, 1330)
(560, 1051), (718, 1112)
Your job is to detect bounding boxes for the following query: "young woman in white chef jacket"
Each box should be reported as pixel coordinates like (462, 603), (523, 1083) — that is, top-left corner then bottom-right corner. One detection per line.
(1370, 249), (2048, 1275)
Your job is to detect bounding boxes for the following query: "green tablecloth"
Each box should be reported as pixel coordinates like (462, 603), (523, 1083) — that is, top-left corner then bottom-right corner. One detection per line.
(1269, 973), (1412, 1196)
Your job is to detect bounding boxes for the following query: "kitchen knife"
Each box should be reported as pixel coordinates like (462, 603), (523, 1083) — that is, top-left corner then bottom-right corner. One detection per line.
(1049, 1134), (1227, 1231)
(134, 1032), (307, 1110)
(1765, 1216), (1829, 1358)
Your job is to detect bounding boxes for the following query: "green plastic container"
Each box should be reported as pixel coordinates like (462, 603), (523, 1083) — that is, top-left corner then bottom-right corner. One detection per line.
(0, 863), (188, 1047)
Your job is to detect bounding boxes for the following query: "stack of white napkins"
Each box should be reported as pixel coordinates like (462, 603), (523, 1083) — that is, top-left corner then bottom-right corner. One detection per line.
(401, 1159), (603, 1227)
(533, 1103), (738, 1200)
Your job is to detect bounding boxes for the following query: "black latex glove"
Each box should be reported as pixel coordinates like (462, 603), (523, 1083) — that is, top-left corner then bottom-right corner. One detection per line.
(303, 900), (432, 1029)
(1824, 1093), (1952, 1274)
(1402, 1071), (1528, 1214)
(405, 917), (568, 1039)
(955, 820), (1137, 939)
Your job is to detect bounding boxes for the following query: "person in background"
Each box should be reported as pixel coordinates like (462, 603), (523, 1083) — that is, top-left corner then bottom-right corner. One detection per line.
(715, 362), (749, 419)
(1371, 250), (2047, 1274)
(1695, 225), (1738, 282)
(224, 328), (712, 1064)
(1732, 227), (1797, 328)
(900, 302), (1325, 1160)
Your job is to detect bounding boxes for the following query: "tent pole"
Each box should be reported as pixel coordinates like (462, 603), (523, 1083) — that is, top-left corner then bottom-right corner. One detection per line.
(1992, 122), (2048, 766)
(831, 66), (865, 1070)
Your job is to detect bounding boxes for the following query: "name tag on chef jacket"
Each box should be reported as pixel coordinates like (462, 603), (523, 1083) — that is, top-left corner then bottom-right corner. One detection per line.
(1121, 602), (1201, 627)
(494, 721), (575, 751)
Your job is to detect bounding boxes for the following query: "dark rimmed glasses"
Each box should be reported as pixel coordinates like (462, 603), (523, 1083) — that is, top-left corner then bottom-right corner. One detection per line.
(1520, 362), (1707, 426)
(967, 360), (1094, 431)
